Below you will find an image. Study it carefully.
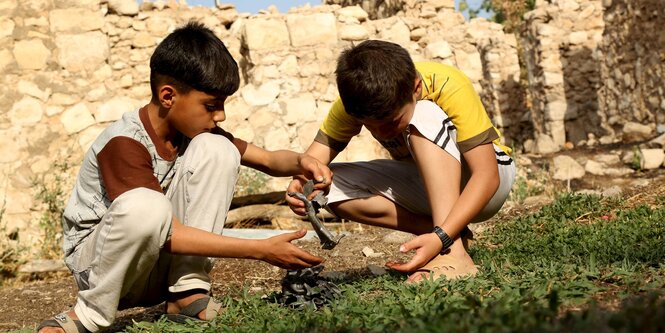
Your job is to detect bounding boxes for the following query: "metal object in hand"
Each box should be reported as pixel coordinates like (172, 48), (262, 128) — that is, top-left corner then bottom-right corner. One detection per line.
(288, 180), (344, 249)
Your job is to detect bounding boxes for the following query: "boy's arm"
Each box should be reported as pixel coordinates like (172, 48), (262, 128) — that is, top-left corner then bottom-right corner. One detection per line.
(165, 216), (324, 269)
(387, 128), (499, 272)
(234, 138), (332, 181)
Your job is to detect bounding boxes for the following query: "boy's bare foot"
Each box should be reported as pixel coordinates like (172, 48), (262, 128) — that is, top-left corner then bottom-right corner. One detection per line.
(406, 251), (478, 283)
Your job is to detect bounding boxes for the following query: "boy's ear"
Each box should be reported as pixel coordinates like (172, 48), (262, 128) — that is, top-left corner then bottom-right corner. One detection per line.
(158, 84), (177, 109)
(413, 78), (422, 99)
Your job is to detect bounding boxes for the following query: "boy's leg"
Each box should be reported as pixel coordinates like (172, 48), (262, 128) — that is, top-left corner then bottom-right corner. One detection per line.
(67, 188), (173, 332)
(326, 158), (515, 280)
(162, 133), (240, 314)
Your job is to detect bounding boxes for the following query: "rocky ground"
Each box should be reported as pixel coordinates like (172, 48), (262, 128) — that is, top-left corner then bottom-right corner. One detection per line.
(0, 144), (663, 332)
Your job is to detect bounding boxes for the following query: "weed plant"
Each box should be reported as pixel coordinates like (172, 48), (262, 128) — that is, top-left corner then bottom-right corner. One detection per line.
(33, 162), (69, 259)
(0, 202), (24, 283)
(235, 166), (270, 197)
(118, 194), (663, 332)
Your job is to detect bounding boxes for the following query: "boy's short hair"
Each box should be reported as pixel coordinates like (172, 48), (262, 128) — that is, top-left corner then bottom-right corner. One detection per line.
(335, 40), (416, 119)
(150, 21), (240, 97)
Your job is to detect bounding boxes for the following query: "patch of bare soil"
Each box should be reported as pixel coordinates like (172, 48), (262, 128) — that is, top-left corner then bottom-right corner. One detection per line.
(1, 148), (663, 332)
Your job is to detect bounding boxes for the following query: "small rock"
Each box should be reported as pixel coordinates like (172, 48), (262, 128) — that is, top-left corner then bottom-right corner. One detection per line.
(601, 186), (622, 198)
(367, 264), (387, 276)
(362, 246), (384, 258)
(381, 231), (413, 244)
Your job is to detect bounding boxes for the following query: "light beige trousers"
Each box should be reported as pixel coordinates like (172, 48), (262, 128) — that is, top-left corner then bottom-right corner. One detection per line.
(69, 133), (240, 332)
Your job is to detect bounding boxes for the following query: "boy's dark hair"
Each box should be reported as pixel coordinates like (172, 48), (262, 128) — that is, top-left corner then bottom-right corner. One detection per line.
(150, 21), (240, 97)
(335, 40), (416, 119)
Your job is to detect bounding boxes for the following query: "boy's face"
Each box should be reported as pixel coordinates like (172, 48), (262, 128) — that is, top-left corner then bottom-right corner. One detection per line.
(361, 78), (422, 140)
(163, 87), (227, 139)
(361, 101), (416, 140)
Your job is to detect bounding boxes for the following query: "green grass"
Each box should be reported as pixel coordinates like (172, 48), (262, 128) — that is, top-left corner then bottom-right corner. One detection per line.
(120, 194), (663, 332)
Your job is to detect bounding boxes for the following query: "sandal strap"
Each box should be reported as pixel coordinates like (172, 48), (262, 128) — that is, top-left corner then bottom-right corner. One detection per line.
(179, 297), (210, 318)
(37, 312), (89, 333)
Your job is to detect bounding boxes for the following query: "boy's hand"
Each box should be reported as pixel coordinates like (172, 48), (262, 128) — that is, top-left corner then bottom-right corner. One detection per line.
(258, 229), (324, 269)
(286, 177), (310, 215)
(297, 154), (333, 186)
(385, 233), (442, 273)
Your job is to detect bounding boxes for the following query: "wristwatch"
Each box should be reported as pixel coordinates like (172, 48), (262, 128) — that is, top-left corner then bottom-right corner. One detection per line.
(433, 226), (454, 253)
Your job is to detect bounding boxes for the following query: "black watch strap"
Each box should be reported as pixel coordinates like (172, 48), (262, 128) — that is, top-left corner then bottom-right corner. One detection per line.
(433, 226), (454, 252)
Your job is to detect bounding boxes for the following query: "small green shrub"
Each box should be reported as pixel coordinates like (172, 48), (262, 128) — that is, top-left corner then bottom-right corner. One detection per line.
(235, 166), (270, 197)
(33, 161), (69, 259)
(0, 201), (24, 283)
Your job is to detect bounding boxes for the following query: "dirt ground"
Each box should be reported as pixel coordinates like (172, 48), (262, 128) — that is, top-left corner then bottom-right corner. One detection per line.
(1, 150), (663, 332)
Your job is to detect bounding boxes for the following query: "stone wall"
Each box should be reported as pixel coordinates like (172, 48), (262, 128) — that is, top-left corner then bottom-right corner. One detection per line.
(522, 0), (605, 153)
(521, 0), (664, 153)
(0, 0), (521, 249)
(598, 0), (665, 141)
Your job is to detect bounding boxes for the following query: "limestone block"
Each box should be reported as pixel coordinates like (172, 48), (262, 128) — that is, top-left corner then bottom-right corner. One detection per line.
(339, 24), (368, 41)
(0, 49), (13, 72)
(425, 41), (452, 60)
(132, 31), (155, 48)
(13, 39), (50, 70)
(535, 134), (559, 154)
(281, 93), (317, 125)
(584, 159), (604, 175)
(454, 49), (482, 82)
(224, 96), (251, 123)
(107, 0), (139, 16)
(241, 81), (281, 106)
(55, 32), (109, 73)
(428, 0), (455, 9)
(622, 122), (653, 142)
(286, 13), (337, 47)
(95, 97), (139, 123)
(568, 31), (587, 45)
(377, 18), (410, 46)
(296, 121), (320, 150)
(53, 0), (99, 9)
(77, 124), (105, 152)
(50, 93), (80, 106)
(543, 71), (564, 87)
(0, 17), (14, 39)
(45, 105), (64, 117)
(552, 155), (585, 180)
(242, 18), (289, 51)
(0, 130), (21, 163)
(18, 0), (52, 14)
(61, 102), (95, 134)
(336, 5), (368, 21)
(224, 118), (254, 142)
(18, 80), (49, 101)
(146, 16), (175, 36)
(261, 125), (290, 151)
(248, 105), (280, 129)
(92, 64), (113, 81)
(278, 54), (298, 76)
(545, 101), (567, 121)
(49, 9), (104, 33)
(410, 27), (425, 40)
(639, 148), (664, 170)
(9, 96), (43, 126)
(0, 0), (17, 14)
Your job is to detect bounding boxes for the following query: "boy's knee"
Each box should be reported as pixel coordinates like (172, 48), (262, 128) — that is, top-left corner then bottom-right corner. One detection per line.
(112, 188), (172, 241)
